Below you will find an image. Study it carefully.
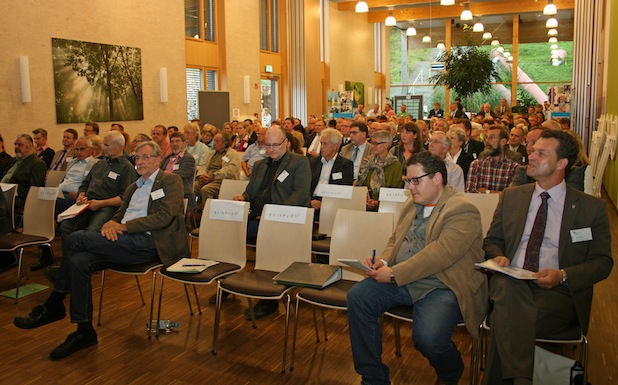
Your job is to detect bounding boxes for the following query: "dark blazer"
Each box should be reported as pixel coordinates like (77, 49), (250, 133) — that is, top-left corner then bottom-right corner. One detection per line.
(309, 155), (355, 196)
(455, 151), (475, 180)
(451, 109), (467, 119)
(38, 147), (55, 168)
(304, 132), (318, 149)
(463, 139), (485, 160)
(161, 151), (196, 209)
(483, 184), (613, 333)
(243, 151), (311, 208)
(112, 171), (189, 266)
(5, 153), (47, 212)
(428, 109), (444, 118)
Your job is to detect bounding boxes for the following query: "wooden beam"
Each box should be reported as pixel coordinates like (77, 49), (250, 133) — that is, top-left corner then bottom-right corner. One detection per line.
(358, 0), (575, 23)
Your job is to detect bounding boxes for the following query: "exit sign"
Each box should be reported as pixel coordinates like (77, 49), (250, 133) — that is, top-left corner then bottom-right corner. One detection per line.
(265, 65), (273, 73)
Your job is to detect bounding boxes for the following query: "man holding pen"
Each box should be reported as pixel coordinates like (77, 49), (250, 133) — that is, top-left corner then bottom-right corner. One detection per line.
(347, 152), (488, 385)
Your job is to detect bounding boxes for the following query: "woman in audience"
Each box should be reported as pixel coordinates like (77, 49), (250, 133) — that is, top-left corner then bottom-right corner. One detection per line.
(128, 133), (151, 164)
(286, 132), (304, 155)
(90, 135), (104, 159)
(447, 127), (474, 179)
(389, 122), (424, 182)
(201, 124), (218, 150)
(358, 130), (402, 210)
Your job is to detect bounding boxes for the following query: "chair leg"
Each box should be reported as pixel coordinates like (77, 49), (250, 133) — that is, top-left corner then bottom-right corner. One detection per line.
(156, 274), (165, 338)
(147, 271), (157, 338)
(321, 308), (328, 341)
(14, 248), (24, 304)
(192, 285), (201, 315)
(311, 306), (320, 342)
(581, 336), (588, 385)
(212, 285), (223, 355)
(281, 293), (291, 373)
(135, 276), (145, 306)
(183, 283), (194, 315)
(393, 318), (402, 357)
(247, 297), (257, 329)
(97, 270), (106, 325)
(290, 296), (301, 371)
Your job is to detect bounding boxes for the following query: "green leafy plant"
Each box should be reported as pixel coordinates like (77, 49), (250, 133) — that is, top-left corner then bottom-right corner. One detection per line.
(430, 25), (498, 111)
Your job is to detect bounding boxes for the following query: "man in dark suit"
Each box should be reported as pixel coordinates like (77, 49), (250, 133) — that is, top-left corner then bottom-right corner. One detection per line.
(309, 128), (354, 210)
(427, 102), (444, 119)
(233, 126), (311, 318)
(448, 102), (467, 119)
(1, 134), (46, 213)
(461, 120), (485, 160)
(482, 130), (613, 385)
(32, 128), (55, 168)
(508, 125), (528, 163)
(161, 131), (196, 209)
(14, 141), (188, 360)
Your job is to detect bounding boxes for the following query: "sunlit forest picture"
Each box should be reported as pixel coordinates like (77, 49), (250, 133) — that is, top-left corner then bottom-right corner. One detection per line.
(52, 38), (143, 123)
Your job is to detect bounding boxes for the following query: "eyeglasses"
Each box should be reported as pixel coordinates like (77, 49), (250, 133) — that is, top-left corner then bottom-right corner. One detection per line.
(134, 154), (158, 161)
(75, 147), (88, 151)
(404, 172), (434, 186)
(371, 141), (388, 146)
(349, 131), (361, 135)
(264, 140), (285, 148)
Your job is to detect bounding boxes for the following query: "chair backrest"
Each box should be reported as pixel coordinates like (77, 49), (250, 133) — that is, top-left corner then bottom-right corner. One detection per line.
(1, 183), (17, 230)
(218, 179), (249, 200)
(255, 204), (314, 272)
(23, 187), (56, 241)
(199, 199), (250, 268)
(463, 192), (500, 236)
(45, 170), (66, 187)
(318, 186), (368, 236)
(378, 200), (406, 226)
(330, 209), (394, 281)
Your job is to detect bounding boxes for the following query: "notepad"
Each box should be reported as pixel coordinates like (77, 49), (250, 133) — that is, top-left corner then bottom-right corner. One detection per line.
(167, 258), (219, 273)
(337, 258), (374, 273)
(57, 202), (90, 222)
(273, 262), (342, 289)
(474, 259), (536, 280)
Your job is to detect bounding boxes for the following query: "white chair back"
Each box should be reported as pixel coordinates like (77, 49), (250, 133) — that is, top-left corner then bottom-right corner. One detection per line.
(23, 187), (56, 241)
(318, 186), (368, 236)
(199, 199), (249, 268)
(45, 170), (66, 187)
(463, 193), (500, 237)
(1, 183), (17, 230)
(218, 179), (249, 200)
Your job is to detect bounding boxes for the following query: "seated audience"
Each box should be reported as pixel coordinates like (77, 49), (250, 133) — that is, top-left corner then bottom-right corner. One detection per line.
(161, 132), (196, 209)
(194, 133), (240, 205)
(446, 127), (475, 180)
(428, 131), (465, 192)
(390, 122), (425, 182)
(241, 127), (267, 180)
(32, 128), (55, 167)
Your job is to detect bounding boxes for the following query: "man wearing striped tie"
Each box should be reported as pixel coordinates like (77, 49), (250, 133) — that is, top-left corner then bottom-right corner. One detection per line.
(49, 128), (79, 171)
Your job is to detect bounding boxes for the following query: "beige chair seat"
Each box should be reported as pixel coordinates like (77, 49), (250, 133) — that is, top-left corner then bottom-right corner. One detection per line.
(296, 279), (358, 308)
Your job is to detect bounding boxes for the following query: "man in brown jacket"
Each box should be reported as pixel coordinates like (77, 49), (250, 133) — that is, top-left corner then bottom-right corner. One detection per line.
(348, 152), (488, 385)
(14, 141), (188, 360)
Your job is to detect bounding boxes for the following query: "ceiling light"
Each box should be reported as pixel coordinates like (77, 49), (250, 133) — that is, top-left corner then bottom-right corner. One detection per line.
(385, 13), (397, 27)
(472, 21), (484, 32)
(406, 25), (417, 36)
(422, 35), (432, 43)
(548, 28), (558, 36)
(546, 18), (558, 28)
(482, 32), (492, 40)
(544, 0), (557, 16)
(440, 0), (455, 5)
(548, 37), (558, 43)
(550, 44), (558, 50)
(355, 1), (368, 13)
(460, 3), (473, 21)
(491, 39), (500, 46)
(437, 42), (446, 49)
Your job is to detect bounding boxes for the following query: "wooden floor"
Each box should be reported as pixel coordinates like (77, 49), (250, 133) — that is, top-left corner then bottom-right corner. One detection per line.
(0, 195), (617, 385)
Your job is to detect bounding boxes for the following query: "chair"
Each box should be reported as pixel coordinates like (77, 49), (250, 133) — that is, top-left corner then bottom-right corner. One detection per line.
(311, 186), (368, 259)
(155, 199), (249, 333)
(384, 305), (482, 385)
(189, 179), (249, 252)
(0, 187), (56, 303)
(1, 183), (18, 231)
(45, 170), (66, 187)
(463, 192), (500, 236)
(212, 204), (315, 373)
(290, 209), (394, 370)
(377, 187), (408, 226)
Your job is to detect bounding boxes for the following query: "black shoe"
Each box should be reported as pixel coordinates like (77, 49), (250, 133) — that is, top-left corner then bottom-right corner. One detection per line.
(243, 300), (278, 320)
(14, 304), (66, 329)
(50, 330), (97, 360)
(209, 291), (230, 304)
(44, 266), (61, 285)
(31, 248), (54, 272)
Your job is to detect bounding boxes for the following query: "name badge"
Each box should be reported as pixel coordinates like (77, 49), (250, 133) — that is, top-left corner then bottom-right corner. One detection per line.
(108, 171), (119, 180)
(222, 156), (230, 163)
(277, 170), (289, 183)
(472, 153), (477, 159)
(332, 172), (343, 180)
(243, 142), (248, 149)
(570, 227), (593, 243)
(65, 157), (74, 163)
(259, 149), (266, 155)
(262, 204), (308, 224)
(151, 188), (165, 201)
(173, 164), (180, 171)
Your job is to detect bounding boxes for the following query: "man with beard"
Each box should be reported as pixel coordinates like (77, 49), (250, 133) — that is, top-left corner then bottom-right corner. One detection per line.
(466, 125), (518, 193)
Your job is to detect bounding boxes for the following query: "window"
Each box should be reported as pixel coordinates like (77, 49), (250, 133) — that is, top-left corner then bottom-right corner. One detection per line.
(186, 68), (218, 120)
(185, 0), (215, 42)
(260, 0), (278, 52)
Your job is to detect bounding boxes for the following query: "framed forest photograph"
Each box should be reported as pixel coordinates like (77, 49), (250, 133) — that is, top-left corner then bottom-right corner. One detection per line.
(51, 38), (143, 123)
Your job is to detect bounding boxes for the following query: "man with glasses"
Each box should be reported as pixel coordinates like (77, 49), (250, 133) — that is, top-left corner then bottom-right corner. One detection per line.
(428, 131), (465, 192)
(309, 128), (354, 210)
(14, 141), (188, 360)
(232, 126), (311, 318)
(161, 132), (196, 209)
(348, 152), (487, 385)
(466, 125), (519, 193)
(340, 121), (372, 179)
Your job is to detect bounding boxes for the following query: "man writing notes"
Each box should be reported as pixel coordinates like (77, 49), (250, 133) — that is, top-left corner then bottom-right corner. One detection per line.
(347, 152), (488, 385)
(482, 130), (613, 385)
(14, 141), (188, 360)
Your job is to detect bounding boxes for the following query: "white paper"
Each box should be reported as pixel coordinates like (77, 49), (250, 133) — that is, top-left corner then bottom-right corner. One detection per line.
(167, 257), (219, 273)
(37, 187), (60, 201)
(57, 202), (90, 222)
(474, 259), (536, 280)
(314, 184), (353, 199)
(337, 258), (373, 272)
(262, 205), (308, 224)
(209, 200), (246, 222)
(0, 183), (17, 192)
(379, 188), (409, 202)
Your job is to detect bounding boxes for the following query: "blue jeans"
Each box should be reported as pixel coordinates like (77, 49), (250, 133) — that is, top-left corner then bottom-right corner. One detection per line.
(59, 206), (117, 255)
(54, 230), (159, 323)
(347, 278), (464, 385)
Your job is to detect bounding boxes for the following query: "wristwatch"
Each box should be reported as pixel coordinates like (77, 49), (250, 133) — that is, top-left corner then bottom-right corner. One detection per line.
(560, 269), (569, 286)
(390, 272), (397, 285)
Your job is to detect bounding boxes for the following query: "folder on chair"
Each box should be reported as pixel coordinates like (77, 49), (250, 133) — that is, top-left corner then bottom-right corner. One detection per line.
(273, 262), (342, 289)
(57, 202), (90, 222)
